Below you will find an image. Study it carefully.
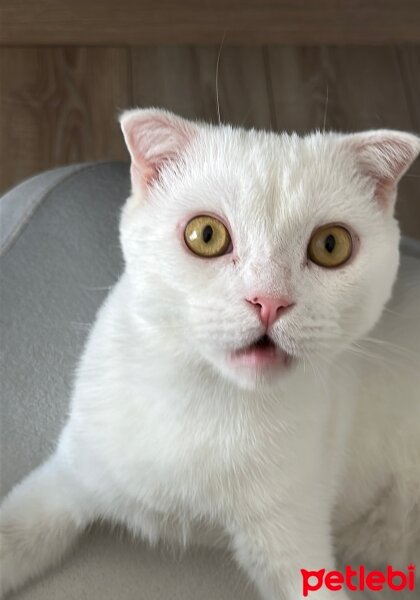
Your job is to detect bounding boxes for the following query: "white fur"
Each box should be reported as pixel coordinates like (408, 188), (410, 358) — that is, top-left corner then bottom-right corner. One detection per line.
(1, 110), (420, 599)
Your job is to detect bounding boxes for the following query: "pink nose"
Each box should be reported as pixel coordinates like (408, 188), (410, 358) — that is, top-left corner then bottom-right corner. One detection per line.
(246, 295), (293, 328)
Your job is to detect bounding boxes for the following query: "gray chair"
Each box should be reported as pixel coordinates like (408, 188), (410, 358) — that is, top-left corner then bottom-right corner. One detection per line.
(1, 163), (419, 600)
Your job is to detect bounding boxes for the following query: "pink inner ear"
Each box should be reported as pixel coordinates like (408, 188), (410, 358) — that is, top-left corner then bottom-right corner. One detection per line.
(121, 110), (197, 192)
(350, 132), (420, 208)
(130, 162), (154, 190)
(358, 142), (401, 206)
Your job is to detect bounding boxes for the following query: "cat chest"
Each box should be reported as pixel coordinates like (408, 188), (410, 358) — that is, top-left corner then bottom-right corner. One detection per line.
(89, 408), (263, 514)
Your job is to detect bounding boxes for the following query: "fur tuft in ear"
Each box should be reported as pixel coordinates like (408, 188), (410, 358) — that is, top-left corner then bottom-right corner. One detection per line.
(347, 130), (420, 209)
(120, 108), (198, 193)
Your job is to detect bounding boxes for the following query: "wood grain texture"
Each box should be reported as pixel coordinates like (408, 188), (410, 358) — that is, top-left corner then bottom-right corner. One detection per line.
(397, 45), (420, 131)
(267, 46), (413, 132)
(265, 46), (329, 133)
(131, 46), (272, 129)
(0, 47), (131, 193)
(131, 47), (219, 122)
(1, 45), (419, 238)
(2, 0), (420, 46)
(394, 46), (420, 239)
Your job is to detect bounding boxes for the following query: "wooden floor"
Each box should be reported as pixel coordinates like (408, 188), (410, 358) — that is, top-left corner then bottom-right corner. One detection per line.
(1, 45), (419, 238)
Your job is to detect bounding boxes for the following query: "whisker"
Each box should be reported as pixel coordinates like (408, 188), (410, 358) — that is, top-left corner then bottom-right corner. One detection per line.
(322, 83), (329, 133)
(343, 344), (420, 378)
(382, 306), (412, 318)
(302, 326), (420, 362)
(358, 336), (420, 362)
(215, 31), (227, 125)
(303, 349), (328, 395)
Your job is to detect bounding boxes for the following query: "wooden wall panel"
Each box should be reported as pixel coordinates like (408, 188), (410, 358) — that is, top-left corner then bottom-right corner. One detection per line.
(2, 0), (420, 46)
(0, 47), (131, 193)
(1, 45), (419, 239)
(267, 46), (416, 133)
(130, 47), (219, 122)
(316, 47), (413, 132)
(397, 46), (420, 131)
(394, 46), (420, 239)
(266, 46), (329, 133)
(131, 47), (272, 129)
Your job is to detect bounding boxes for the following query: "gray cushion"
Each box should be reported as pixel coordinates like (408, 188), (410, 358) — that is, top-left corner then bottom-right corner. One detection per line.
(1, 163), (419, 600)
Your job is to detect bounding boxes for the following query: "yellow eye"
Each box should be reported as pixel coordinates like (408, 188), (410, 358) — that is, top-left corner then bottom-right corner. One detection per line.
(308, 225), (353, 268)
(184, 215), (231, 258)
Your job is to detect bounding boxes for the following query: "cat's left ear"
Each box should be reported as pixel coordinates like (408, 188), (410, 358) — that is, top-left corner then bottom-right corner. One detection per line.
(345, 130), (420, 210)
(120, 108), (198, 193)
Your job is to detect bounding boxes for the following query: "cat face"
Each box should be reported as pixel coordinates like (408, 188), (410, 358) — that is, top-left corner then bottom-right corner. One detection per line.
(119, 109), (420, 389)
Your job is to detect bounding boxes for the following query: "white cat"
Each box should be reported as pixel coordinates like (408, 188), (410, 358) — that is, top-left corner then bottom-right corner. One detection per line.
(1, 109), (420, 600)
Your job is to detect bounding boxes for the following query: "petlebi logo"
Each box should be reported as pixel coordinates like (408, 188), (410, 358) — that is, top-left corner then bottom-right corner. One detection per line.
(301, 564), (416, 597)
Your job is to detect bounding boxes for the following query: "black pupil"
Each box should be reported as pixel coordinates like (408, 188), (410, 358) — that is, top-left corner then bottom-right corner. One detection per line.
(202, 225), (213, 244)
(325, 234), (336, 253)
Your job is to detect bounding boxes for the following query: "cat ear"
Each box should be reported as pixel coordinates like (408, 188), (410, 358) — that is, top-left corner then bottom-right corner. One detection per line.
(346, 130), (420, 209)
(120, 108), (198, 192)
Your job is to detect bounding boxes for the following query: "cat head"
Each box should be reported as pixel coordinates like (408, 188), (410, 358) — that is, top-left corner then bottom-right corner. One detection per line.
(119, 108), (420, 390)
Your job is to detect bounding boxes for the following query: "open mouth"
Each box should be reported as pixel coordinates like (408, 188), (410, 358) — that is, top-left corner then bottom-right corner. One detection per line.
(252, 334), (275, 350)
(230, 334), (291, 369)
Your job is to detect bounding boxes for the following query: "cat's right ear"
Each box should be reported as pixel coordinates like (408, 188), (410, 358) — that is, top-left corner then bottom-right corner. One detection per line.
(344, 130), (420, 210)
(119, 108), (198, 194)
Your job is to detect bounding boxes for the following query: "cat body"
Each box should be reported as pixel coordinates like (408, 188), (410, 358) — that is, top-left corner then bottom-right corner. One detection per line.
(1, 110), (420, 600)
(334, 255), (420, 569)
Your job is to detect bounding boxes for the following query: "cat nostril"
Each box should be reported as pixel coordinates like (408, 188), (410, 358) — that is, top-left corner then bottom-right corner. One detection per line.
(246, 295), (294, 327)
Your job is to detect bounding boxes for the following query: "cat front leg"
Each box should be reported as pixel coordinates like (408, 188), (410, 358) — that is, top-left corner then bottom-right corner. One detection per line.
(229, 511), (351, 600)
(0, 452), (95, 597)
